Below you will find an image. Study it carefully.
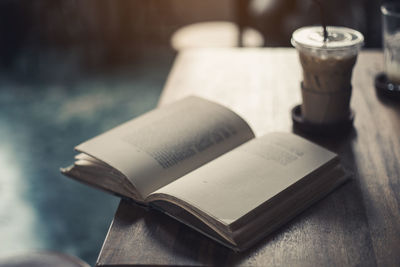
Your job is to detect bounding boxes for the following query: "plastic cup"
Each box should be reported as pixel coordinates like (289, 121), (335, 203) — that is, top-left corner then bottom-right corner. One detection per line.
(382, 3), (400, 85)
(291, 26), (364, 124)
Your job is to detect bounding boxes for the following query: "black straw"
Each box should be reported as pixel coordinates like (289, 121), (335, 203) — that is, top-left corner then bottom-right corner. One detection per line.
(313, 0), (328, 42)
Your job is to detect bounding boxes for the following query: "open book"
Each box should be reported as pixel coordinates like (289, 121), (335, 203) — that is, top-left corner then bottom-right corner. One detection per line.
(61, 96), (348, 251)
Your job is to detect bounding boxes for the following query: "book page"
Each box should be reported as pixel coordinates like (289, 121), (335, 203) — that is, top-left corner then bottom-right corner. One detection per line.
(150, 132), (337, 225)
(76, 96), (254, 198)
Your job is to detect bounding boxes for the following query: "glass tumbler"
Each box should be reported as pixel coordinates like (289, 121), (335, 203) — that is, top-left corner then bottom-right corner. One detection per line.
(382, 3), (400, 85)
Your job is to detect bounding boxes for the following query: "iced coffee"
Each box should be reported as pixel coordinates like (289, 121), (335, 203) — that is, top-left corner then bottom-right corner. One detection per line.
(291, 26), (364, 124)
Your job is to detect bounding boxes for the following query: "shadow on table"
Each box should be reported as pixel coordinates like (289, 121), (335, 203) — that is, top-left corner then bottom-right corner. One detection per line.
(375, 88), (400, 112)
(106, 125), (376, 266)
(143, 176), (373, 266)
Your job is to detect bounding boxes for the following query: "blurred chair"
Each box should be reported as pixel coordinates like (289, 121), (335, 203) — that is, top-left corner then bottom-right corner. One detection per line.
(170, 21), (264, 50)
(0, 251), (89, 267)
(171, 0), (263, 50)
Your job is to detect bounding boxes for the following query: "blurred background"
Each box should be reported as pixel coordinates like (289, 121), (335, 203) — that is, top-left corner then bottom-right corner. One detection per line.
(0, 0), (385, 265)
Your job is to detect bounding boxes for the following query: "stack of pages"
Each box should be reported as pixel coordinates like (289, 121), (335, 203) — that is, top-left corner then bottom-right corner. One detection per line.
(62, 96), (348, 251)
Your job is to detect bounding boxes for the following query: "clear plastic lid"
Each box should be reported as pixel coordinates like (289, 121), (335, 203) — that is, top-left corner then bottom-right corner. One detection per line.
(291, 26), (364, 57)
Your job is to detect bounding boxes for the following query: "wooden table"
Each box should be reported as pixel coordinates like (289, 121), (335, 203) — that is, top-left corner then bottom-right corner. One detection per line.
(96, 48), (400, 266)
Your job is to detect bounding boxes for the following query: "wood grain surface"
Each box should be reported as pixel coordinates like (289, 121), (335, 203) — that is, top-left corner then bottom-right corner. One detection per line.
(96, 48), (400, 266)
